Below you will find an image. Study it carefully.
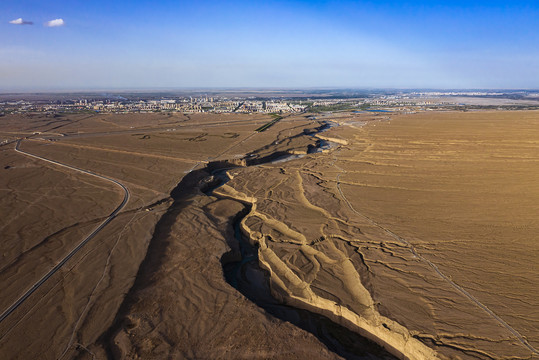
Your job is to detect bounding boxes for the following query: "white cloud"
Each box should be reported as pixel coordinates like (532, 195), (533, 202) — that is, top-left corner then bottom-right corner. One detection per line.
(45, 18), (65, 27)
(9, 18), (33, 25)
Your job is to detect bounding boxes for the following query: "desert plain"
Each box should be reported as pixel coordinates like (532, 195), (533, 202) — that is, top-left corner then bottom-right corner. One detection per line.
(0, 109), (538, 359)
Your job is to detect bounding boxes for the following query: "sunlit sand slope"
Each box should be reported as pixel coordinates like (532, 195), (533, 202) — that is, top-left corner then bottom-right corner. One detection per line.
(328, 111), (539, 358)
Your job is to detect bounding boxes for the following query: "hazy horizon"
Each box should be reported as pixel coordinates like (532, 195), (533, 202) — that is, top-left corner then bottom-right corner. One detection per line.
(3, 87), (539, 96)
(3, 0), (539, 90)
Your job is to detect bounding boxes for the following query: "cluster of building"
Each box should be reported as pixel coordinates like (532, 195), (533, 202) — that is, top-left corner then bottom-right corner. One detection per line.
(0, 97), (308, 114)
(235, 101), (307, 113)
(3, 91), (536, 116)
(312, 96), (453, 108)
(411, 91), (507, 96)
(368, 99), (452, 106)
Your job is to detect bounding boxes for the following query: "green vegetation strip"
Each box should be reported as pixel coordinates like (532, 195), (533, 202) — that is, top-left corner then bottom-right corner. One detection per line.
(255, 116), (282, 132)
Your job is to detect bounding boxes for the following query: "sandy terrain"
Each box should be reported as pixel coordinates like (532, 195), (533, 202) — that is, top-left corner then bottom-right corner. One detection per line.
(1, 112), (361, 359)
(330, 111), (539, 358)
(1, 110), (538, 359)
(438, 96), (539, 106)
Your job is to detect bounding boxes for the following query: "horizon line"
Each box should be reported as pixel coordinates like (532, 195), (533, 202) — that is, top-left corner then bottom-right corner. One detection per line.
(1, 87), (539, 95)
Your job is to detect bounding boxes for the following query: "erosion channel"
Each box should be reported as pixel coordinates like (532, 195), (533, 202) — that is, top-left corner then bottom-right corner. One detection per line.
(98, 121), (435, 359)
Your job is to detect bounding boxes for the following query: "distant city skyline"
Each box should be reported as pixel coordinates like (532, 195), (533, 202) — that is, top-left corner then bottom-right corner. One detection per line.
(2, 0), (539, 91)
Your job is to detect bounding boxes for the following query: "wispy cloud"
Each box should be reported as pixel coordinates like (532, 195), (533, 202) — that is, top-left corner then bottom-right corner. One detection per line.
(9, 18), (34, 25)
(45, 18), (65, 27)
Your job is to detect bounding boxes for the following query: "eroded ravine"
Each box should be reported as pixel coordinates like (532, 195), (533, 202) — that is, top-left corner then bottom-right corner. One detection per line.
(211, 183), (396, 359)
(201, 117), (538, 359)
(89, 121), (422, 359)
(212, 123), (436, 358)
(212, 178), (437, 360)
(208, 122), (405, 358)
(96, 120), (440, 359)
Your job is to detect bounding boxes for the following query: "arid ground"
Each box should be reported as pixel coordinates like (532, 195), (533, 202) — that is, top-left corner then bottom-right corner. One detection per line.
(0, 110), (537, 359)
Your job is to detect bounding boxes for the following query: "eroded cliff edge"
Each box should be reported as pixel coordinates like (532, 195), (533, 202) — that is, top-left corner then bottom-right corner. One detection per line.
(91, 121), (438, 359)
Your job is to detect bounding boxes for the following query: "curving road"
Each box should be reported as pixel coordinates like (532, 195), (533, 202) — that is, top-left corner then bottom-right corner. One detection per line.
(0, 139), (130, 324)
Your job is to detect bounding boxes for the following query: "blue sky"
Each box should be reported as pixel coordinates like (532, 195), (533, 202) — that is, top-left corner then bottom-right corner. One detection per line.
(2, 0), (539, 90)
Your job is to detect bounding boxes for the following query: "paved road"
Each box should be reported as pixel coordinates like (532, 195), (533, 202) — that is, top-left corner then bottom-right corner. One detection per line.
(0, 140), (130, 324)
(0, 114), (304, 324)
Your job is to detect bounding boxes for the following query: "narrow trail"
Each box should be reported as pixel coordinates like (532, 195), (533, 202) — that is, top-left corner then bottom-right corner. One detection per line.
(0, 140), (130, 325)
(331, 151), (539, 356)
(58, 207), (144, 359)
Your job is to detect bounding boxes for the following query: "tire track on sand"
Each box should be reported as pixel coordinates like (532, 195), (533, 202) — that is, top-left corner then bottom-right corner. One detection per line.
(332, 152), (539, 356)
